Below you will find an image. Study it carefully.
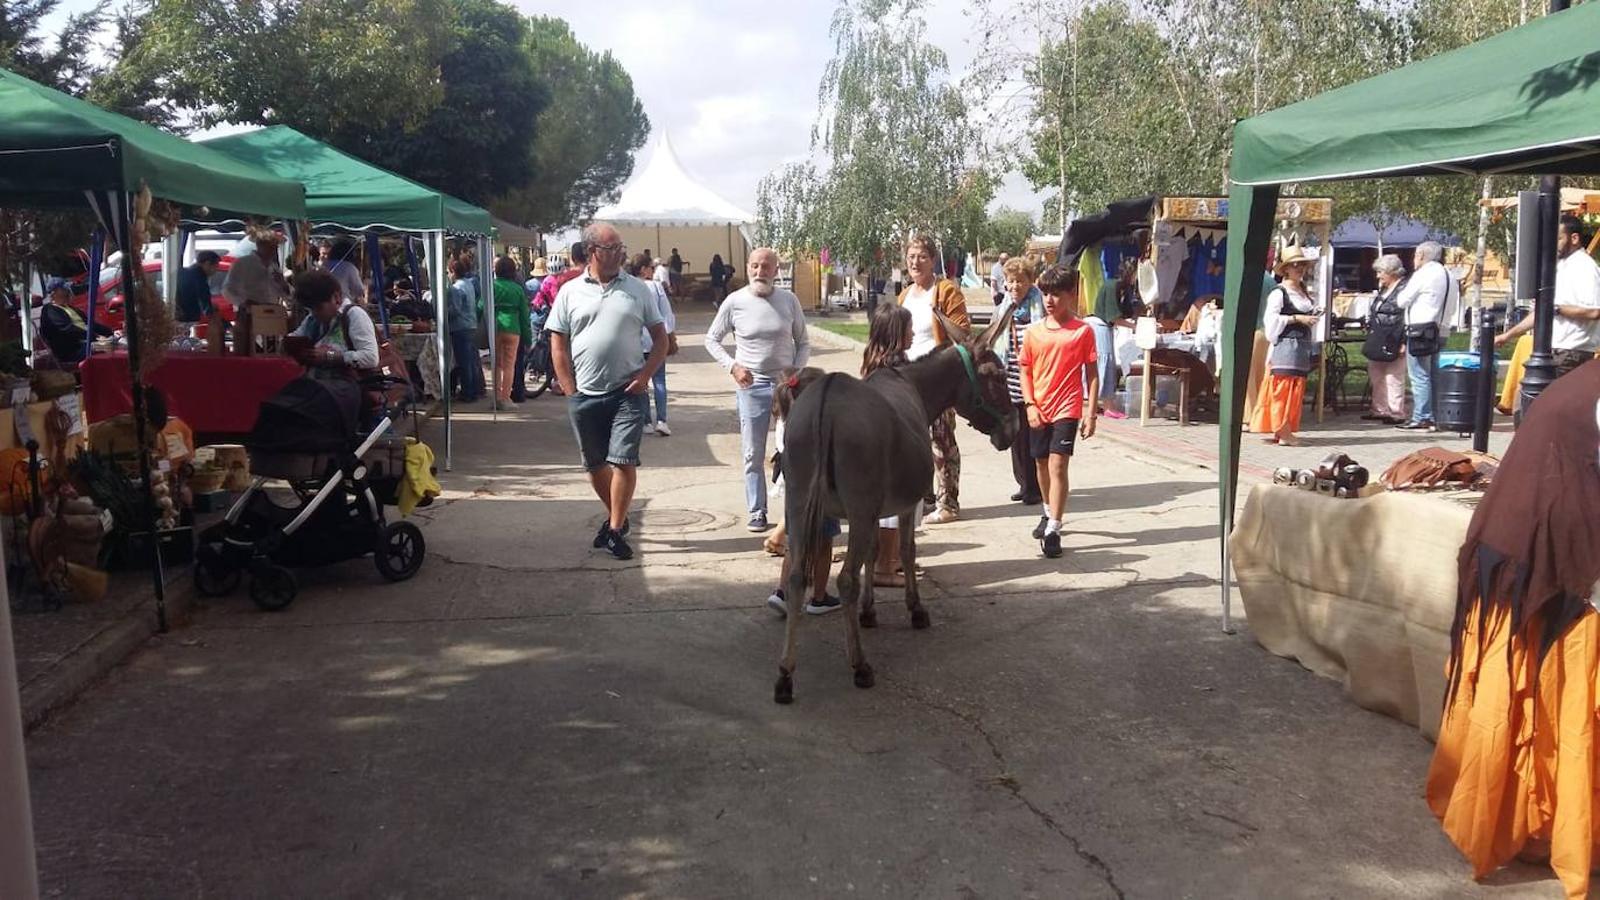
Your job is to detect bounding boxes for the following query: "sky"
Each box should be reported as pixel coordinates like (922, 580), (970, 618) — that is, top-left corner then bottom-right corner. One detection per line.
(42, 0), (1050, 227)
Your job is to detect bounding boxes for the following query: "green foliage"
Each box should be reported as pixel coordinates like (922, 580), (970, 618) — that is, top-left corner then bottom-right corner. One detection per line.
(113, 0), (455, 136)
(757, 0), (992, 272)
(325, 0), (546, 206)
(975, 207), (1036, 256)
(492, 16), (649, 232)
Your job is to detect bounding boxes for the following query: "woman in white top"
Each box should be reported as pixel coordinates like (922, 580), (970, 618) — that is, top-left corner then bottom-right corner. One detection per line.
(896, 235), (971, 524)
(1249, 244), (1320, 446)
(629, 253), (677, 435)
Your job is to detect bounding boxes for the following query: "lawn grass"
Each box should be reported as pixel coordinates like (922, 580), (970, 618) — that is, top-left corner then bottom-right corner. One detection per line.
(812, 321), (869, 342)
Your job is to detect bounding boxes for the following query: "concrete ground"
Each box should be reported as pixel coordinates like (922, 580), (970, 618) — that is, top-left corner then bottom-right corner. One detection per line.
(23, 311), (1552, 898)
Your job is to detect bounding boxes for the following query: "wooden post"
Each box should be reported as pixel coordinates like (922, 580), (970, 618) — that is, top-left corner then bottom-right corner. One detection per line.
(1140, 348), (1153, 426)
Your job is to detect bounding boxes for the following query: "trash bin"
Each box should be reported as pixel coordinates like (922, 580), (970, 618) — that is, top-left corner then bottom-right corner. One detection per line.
(1434, 351), (1481, 434)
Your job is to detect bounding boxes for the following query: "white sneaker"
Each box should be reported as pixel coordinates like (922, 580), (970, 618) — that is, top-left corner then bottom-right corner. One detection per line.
(655, 420), (672, 436)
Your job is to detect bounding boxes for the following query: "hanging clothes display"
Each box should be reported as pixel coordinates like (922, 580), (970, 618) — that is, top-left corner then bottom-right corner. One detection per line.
(1152, 221), (1190, 308)
(1190, 235), (1228, 301)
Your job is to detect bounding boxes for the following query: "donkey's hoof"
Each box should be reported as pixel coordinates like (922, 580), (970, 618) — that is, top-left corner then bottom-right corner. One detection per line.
(860, 609), (878, 629)
(910, 608), (931, 629)
(774, 671), (794, 705)
(854, 664), (875, 689)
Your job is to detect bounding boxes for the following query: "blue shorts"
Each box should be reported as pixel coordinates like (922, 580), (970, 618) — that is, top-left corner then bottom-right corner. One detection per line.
(568, 389), (648, 470)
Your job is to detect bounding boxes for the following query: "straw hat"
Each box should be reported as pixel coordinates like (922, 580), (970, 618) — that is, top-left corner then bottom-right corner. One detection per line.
(1273, 239), (1312, 274)
(531, 257), (549, 277)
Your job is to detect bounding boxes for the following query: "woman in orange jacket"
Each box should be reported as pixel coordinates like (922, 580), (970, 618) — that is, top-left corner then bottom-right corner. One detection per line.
(898, 234), (971, 524)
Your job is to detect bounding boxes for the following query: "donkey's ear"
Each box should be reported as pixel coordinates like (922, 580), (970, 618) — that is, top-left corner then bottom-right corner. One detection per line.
(979, 298), (1017, 348)
(933, 308), (970, 346)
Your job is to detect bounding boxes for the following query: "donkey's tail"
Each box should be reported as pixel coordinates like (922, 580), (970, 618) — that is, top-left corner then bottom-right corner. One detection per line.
(794, 373), (838, 585)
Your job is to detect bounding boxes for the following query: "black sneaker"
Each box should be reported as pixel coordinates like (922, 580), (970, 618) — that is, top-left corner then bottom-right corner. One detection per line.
(1031, 516), (1049, 541)
(592, 517), (629, 548)
(602, 527), (633, 560)
(1009, 490), (1024, 501)
(1041, 531), (1062, 559)
(804, 594), (843, 615)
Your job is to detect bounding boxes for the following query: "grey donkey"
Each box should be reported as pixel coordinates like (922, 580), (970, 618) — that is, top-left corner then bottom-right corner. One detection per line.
(775, 303), (1018, 704)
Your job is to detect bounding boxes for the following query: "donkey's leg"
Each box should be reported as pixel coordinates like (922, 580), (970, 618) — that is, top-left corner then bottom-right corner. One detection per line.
(838, 518), (876, 688)
(775, 534), (810, 705)
(899, 513), (930, 629)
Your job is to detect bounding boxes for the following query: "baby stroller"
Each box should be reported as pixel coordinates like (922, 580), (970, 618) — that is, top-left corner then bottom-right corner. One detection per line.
(193, 374), (429, 610)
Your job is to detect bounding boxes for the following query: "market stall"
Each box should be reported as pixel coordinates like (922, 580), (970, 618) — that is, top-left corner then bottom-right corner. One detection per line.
(1217, 1), (1600, 641)
(193, 126), (497, 469)
(1058, 195), (1333, 426)
(0, 69), (307, 885)
(80, 352), (300, 434)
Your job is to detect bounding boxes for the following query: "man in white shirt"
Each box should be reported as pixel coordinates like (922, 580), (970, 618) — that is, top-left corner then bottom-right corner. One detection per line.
(1395, 240), (1454, 430)
(221, 231), (289, 356)
(990, 253), (1008, 302)
(1497, 214), (1600, 379)
(704, 247), (811, 532)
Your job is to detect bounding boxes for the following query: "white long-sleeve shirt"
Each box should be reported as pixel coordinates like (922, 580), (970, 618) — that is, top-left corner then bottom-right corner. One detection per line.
(222, 252), (289, 307)
(703, 285), (811, 380)
(1553, 250), (1600, 352)
(1261, 283), (1316, 345)
(1396, 259), (1451, 327)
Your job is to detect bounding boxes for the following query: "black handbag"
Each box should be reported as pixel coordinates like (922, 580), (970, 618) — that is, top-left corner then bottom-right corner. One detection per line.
(1405, 322), (1441, 357)
(1363, 327), (1403, 362)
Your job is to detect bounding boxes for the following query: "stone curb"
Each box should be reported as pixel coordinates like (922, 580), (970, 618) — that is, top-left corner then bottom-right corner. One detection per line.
(20, 573), (198, 732)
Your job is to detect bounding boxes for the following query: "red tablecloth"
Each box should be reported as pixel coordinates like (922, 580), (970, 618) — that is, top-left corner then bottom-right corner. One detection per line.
(81, 352), (302, 434)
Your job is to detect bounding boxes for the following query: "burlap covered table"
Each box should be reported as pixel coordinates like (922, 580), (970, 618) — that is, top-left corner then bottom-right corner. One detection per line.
(1229, 484), (1473, 739)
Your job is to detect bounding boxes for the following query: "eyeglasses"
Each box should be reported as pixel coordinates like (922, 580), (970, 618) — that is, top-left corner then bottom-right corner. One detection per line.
(591, 242), (626, 254)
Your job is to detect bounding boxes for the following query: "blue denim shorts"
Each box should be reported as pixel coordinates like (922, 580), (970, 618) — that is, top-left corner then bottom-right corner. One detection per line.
(568, 388), (648, 470)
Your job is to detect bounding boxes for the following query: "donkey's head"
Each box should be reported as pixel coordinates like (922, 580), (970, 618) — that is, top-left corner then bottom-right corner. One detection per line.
(935, 303), (1018, 452)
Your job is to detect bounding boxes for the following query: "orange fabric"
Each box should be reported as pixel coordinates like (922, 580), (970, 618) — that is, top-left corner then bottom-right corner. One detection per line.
(1241, 330), (1270, 424)
(1427, 602), (1600, 899)
(1019, 316), (1098, 423)
(494, 332), (519, 403)
(897, 279), (970, 346)
(1248, 373), (1304, 435)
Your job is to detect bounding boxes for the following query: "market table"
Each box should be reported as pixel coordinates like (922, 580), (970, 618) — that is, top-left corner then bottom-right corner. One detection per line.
(1228, 483), (1472, 740)
(391, 332), (442, 400)
(81, 351), (302, 434)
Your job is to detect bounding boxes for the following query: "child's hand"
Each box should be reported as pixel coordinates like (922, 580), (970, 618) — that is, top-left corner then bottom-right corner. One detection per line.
(1080, 416), (1097, 439)
(1025, 404), (1042, 429)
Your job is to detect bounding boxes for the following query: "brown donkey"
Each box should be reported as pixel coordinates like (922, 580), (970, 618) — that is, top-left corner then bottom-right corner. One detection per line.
(775, 305), (1017, 703)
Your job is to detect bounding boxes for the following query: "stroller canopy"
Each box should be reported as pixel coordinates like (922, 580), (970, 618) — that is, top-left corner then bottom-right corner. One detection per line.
(248, 376), (360, 455)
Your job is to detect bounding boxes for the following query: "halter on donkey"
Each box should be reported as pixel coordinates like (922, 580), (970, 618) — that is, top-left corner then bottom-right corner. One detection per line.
(775, 301), (1018, 704)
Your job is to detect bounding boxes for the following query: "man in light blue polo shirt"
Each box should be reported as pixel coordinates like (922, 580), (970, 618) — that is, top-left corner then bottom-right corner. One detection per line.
(548, 222), (668, 560)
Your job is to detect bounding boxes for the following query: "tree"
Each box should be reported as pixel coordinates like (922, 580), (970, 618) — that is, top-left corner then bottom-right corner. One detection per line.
(2, 0), (113, 95)
(113, 0), (455, 137)
(328, 0), (547, 206)
(978, 208), (1036, 256)
(757, 0), (992, 272)
(491, 16), (649, 231)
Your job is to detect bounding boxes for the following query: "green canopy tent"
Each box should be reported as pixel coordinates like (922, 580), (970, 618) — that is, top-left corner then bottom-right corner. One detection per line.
(1218, 3), (1600, 629)
(195, 126), (500, 469)
(0, 67), (307, 898)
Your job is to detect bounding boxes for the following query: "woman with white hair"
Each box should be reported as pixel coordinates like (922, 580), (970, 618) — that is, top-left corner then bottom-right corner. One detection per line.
(1362, 254), (1409, 424)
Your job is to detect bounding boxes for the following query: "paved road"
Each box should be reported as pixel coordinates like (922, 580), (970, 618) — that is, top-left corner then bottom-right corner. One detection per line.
(25, 311), (1546, 898)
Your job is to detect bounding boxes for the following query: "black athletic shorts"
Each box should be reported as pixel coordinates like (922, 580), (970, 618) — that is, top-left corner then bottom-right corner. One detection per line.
(1030, 418), (1080, 459)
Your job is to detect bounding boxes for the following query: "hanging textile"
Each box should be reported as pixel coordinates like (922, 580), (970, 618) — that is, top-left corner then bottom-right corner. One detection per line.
(1077, 242), (1105, 307)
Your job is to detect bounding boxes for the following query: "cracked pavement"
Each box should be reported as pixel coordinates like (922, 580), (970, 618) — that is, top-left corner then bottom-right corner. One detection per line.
(22, 312), (1548, 898)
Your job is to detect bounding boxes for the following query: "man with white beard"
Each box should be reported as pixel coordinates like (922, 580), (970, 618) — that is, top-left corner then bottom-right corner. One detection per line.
(704, 247), (812, 532)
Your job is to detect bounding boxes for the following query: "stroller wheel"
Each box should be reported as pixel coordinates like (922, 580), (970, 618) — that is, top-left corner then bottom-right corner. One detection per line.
(249, 564), (298, 611)
(194, 548), (241, 598)
(375, 521), (426, 582)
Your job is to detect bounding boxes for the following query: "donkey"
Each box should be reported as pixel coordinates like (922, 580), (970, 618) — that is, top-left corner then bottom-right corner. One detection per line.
(775, 303), (1018, 704)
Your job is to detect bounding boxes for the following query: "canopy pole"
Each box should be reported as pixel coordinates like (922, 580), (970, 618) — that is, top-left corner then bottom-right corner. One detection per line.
(427, 231), (452, 471)
(84, 227), (105, 361)
(161, 232), (180, 311)
(118, 214), (168, 634)
(481, 236), (496, 422)
(1521, 0), (1572, 410)
(19, 239), (32, 360)
(0, 566), (38, 900)
(365, 233), (385, 313)
(1217, 182), (1281, 635)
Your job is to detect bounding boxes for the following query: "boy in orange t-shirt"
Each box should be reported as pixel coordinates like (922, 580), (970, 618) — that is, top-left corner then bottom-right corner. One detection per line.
(1018, 265), (1099, 559)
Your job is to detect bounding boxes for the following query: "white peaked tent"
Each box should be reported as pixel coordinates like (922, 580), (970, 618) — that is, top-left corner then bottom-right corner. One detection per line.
(594, 131), (754, 281)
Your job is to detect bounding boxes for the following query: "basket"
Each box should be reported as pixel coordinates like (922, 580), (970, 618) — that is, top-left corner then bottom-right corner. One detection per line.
(188, 468), (227, 493)
(32, 369), (75, 401)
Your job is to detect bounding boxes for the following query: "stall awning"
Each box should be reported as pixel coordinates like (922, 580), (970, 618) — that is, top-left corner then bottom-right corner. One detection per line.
(1217, 2), (1600, 629)
(196, 126), (492, 236)
(0, 68), (304, 220)
(1329, 216), (1458, 250)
